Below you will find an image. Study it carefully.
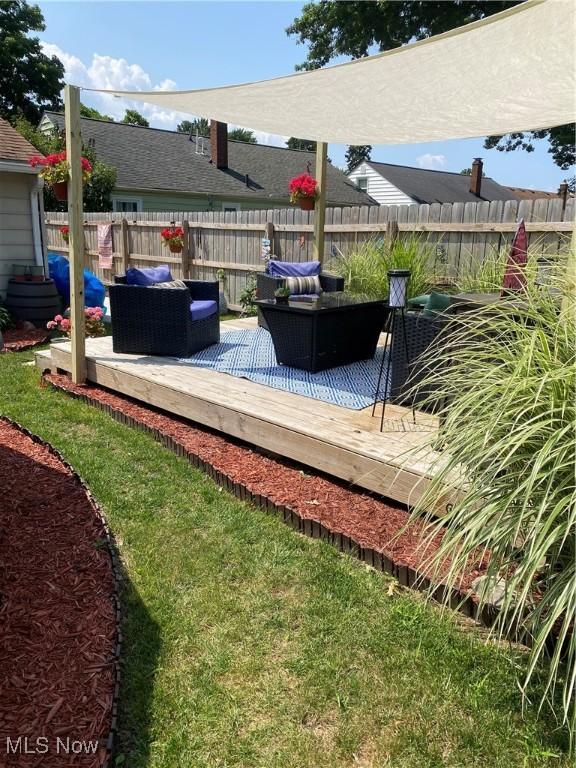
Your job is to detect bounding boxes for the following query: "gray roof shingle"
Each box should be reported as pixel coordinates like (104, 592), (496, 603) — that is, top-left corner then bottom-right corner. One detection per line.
(43, 112), (375, 206)
(365, 160), (516, 204)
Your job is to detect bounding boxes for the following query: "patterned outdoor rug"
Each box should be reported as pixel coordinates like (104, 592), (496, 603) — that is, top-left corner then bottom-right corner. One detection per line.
(179, 327), (388, 410)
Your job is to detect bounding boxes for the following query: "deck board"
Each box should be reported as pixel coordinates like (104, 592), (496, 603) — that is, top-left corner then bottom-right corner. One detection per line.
(37, 319), (445, 509)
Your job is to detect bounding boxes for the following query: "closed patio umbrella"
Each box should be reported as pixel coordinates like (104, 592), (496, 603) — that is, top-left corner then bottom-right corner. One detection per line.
(501, 218), (528, 295)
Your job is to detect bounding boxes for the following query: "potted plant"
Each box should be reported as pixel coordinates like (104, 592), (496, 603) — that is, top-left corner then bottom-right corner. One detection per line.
(47, 306), (106, 339)
(161, 227), (185, 253)
(289, 173), (318, 210)
(274, 286), (291, 304)
(29, 152), (92, 201)
(60, 225), (70, 244)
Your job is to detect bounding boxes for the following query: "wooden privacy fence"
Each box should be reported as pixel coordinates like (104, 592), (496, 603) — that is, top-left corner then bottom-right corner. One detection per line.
(45, 198), (574, 310)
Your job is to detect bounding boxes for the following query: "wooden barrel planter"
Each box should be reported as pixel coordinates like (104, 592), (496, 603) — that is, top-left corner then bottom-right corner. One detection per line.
(5, 278), (62, 328)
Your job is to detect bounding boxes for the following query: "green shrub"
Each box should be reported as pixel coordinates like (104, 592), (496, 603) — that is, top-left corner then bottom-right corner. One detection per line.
(408, 258), (576, 743)
(0, 303), (14, 332)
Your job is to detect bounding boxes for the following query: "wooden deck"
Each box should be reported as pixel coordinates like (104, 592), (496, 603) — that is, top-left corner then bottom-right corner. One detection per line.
(36, 317), (442, 508)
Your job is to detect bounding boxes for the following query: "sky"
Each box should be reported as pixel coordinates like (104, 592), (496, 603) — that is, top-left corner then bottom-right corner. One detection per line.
(36, 0), (570, 192)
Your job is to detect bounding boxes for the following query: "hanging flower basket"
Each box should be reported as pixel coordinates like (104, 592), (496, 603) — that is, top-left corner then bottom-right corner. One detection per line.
(53, 182), (68, 201)
(288, 173), (318, 210)
(298, 197), (315, 211)
(60, 225), (70, 243)
(161, 227), (184, 253)
(29, 152), (92, 201)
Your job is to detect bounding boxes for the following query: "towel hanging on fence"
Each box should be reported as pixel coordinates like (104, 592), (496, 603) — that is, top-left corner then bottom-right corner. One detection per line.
(97, 223), (113, 269)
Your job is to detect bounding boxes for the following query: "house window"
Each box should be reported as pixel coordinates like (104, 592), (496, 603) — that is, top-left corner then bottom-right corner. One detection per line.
(356, 177), (368, 192)
(222, 202), (241, 213)
(112, 197), (143, 213)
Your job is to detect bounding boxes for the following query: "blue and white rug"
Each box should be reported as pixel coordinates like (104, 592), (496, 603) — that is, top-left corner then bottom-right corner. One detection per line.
(179, 328), (389, 410)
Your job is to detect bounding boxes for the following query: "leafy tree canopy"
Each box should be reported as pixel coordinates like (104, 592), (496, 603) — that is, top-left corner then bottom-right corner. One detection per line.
(0, 0), (65, 123)
(484, 124), (575, 171)
(80, 104), (112, 121)
(345, 145), (371, 173)
(287, 1), (574, 169)
(121, 109), (149, 127)
(177, 118), (209, 137)
(286, 137), (316, 151)
(287, 1), (519, 71)
(13, 116), (117, 212)
(460, 167), (485, 176)
(228, 127), (257, 144)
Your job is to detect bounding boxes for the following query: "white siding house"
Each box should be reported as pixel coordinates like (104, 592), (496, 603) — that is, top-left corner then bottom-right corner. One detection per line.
(348, 159), (516, 206)
(0, 119), (46, 297)
(348, 161), (414, 206)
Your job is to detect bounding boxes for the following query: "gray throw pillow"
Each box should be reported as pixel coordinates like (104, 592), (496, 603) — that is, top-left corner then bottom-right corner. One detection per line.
(151, 279), (188, 290)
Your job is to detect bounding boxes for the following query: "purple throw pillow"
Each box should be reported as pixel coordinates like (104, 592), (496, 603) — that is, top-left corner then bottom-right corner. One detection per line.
(126, 265), (173, 286)
(268, 260), (321, 278)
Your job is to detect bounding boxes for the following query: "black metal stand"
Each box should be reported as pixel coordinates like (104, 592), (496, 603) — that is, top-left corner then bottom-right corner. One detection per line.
(372, 307), (416, 431)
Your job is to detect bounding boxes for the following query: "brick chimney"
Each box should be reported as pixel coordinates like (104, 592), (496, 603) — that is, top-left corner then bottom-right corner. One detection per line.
(470, 157), (483, 197)
(210, 120), (228, 169)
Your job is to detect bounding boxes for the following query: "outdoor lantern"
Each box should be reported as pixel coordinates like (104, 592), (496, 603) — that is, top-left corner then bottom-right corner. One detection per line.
(387, 269), (411, 308)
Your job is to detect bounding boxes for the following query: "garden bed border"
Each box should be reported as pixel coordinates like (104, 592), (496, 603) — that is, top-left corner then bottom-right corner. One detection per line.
(0, 416), (123, 768)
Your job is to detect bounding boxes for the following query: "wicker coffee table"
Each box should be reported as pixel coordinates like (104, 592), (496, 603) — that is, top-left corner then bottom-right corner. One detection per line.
(255, 294), (388, 372)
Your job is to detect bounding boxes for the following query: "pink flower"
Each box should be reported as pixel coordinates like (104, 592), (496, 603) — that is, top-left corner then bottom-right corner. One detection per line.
(47, 320), (56, 329)
(60, 318), (71, 330)
(54, 314), (63, 323)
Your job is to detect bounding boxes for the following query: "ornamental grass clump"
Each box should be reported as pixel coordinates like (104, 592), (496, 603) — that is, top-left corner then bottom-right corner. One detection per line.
(328, 235), (432, 300)
(406, 260), (575, 743)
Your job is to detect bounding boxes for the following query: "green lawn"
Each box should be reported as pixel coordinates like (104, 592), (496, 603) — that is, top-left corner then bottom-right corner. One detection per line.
(0, 349), (569, 768)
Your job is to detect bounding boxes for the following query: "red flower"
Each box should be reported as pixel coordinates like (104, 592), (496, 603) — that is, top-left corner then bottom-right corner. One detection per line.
(161, 227), (184, 241)
(288, 173), (318, 203)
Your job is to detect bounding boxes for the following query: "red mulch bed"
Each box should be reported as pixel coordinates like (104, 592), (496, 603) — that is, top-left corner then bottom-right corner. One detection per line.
(44, 373), (487, 594)
(1, 328), (50, 352)
(0, 420), (117, 767)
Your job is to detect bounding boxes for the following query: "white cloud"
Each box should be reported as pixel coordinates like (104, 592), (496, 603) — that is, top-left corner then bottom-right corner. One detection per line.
(417, 153), (447, 170)
(40, 41), (289, 146)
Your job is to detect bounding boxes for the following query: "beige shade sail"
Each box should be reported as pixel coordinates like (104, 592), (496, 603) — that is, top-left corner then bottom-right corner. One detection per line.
(85, 0), (575, 145)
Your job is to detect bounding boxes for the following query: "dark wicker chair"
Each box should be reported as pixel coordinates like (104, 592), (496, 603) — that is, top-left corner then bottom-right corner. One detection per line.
(109, 277), (220, 357)
(390, 311), (452, 413)
(256, 271), (344, 328)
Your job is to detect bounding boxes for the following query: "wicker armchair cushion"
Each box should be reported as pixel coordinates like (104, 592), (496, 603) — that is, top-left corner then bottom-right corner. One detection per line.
(126, 265), (172, 286)
(189, 300), (218, 322)
(285, 275), (322, 295)
(268, 259), (321, 277)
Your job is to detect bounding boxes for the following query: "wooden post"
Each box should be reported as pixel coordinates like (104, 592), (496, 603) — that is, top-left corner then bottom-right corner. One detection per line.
(313, 141), (328, 264)
(386, 220), (399, 249)
(64, 84), (85, 384)
(119, 217), (129, 275)
(265, 221), (275, 257)
(182, 220), (191, 278)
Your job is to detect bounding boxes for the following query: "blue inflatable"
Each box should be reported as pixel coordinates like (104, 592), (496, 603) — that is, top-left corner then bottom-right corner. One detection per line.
(48, 253), (105, 310)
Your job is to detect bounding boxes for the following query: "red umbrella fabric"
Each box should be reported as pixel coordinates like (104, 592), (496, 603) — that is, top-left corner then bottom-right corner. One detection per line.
(501, 218), (528, 295)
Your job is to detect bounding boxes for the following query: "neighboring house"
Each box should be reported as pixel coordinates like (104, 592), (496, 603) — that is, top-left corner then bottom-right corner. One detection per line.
(507, 186), (565, 201)
(40, 113), (375, 213)
(0, 118), (46, 297)
(348, 158), (517, 205)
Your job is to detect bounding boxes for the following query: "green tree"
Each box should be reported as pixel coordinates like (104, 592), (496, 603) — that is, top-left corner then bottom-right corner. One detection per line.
(345, 145), (371, 172)
(121, 109), (149, 127)
(484, 125), (575, 171)
(80, 104), (112, 121)
(0, 0), (65, 123)
(178, 117), (209, 137)
(13, 116), (117, 212)
(286, 1), (575, 169)
(460, 167), (485, 176)
(228, 127), (257, 144)
(286, 137), (316, 151)
(176, 119), (195, 134)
